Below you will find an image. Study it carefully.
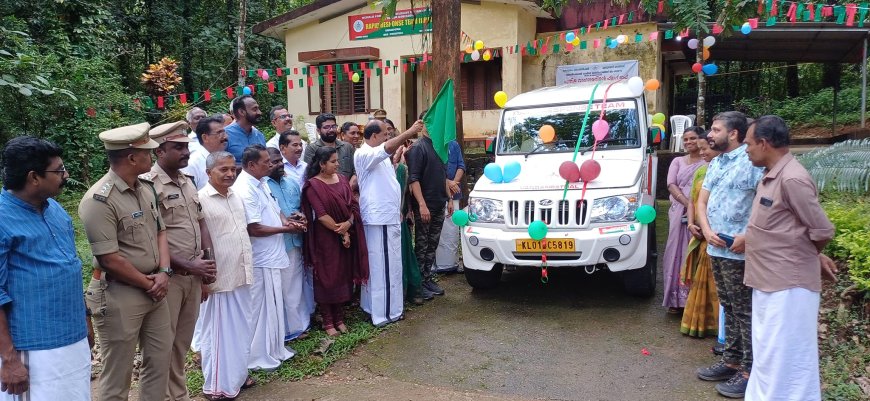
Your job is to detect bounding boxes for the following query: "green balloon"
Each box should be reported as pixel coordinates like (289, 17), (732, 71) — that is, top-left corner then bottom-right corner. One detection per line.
(652, 112), (666, 125)
(452, 210), (469, 227)
(528, 220), (548, 241)
(635, 204), (657, 224)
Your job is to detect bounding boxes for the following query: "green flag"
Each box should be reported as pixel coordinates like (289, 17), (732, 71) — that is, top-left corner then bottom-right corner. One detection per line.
(423, 79), (456, 163)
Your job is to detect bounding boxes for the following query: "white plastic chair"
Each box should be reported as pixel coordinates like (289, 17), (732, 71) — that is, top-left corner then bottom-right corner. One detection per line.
(670, 115), (693, 152)
(304, 122), (317, 139)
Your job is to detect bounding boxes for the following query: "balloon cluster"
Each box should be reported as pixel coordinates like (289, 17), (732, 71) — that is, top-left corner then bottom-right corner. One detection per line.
(688, 36), (719, 76)
(558, 159), (601, 183)
(626, 76), (660, 97)
(466, 40), (487, 61)
(484, 161), (522, 183)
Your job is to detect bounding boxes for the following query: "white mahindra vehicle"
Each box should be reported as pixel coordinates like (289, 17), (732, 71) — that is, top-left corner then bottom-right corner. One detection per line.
(461, 82), (659, 296)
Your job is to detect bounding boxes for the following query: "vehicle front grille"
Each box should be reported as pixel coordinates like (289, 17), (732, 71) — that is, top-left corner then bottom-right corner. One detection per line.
(507, 198), (587, 228)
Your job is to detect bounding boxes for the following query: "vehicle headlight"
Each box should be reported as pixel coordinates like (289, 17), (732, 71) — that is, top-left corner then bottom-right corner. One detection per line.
(590, 194), (639, 223)
(467, 197), (504, 224)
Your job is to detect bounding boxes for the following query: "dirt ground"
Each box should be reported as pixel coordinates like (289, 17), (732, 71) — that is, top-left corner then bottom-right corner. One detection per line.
(233, 211), (727, 401)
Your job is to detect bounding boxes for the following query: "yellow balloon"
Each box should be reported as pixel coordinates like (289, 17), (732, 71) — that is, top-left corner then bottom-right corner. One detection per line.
(571, 37), (580, 46)
(652, 112), (666, 125)
(645, 79), (660, 91)
(483, 50), (492, 61)
(474, 40), (485, 50)
(539, 125), (556, 143)
(494, 91), (508, 108)
(351, 72), (360, 83)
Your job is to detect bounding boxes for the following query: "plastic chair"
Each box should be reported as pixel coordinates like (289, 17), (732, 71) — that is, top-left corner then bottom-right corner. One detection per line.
(670, 115), (693, 152)
(304, 122), (317, 139)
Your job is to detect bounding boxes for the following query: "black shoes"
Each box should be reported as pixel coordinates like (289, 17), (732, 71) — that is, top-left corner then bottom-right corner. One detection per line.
(419, 287), (435, 300)
(423, 280), (445, 296)
(697, 360), (739, 381)
(715, 372), (749, 398)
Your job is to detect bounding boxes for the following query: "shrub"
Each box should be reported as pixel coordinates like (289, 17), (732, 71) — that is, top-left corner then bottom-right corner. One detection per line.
(821, 193), (870, 291)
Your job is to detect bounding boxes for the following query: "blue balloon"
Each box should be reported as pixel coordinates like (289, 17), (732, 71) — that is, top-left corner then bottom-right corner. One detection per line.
(740, 23), (752, 35)
(483, 163), (503, 183)
(608, 40), (618, 49)
(702, 63), (719, 75)
(566, 32), (576, 42)
(242, 86), (252, 95)
(502, 161), (522, 182)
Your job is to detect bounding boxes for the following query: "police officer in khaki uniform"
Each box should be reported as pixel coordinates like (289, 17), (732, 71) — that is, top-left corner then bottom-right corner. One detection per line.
(144, 121), (216, 401)
(80, 122), (172, 401)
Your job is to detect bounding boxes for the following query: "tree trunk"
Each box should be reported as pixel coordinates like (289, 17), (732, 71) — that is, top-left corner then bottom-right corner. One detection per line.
(822, 63), (841, 90)
(228, 0), (237, 80)
(237, 0), (247, 87)
(181, 0), (195, 96)
(786, 62), (799, 98)
(430, 0), (463, 146)
(696, 49), (706, 128)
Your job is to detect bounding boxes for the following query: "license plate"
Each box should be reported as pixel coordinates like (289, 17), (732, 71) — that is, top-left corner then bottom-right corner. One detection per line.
(515, 238), (576, 253)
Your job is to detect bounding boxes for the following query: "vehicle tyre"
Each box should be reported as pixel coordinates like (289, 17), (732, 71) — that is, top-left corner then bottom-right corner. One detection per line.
(622, 220), (657, 297)
(464, 264), (503, 290)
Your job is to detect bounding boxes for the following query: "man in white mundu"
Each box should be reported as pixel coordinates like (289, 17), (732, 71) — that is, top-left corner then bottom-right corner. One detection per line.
(355, 119), (422, 326)
(197, 151), (255, 398)
(231, 144), (303, 370)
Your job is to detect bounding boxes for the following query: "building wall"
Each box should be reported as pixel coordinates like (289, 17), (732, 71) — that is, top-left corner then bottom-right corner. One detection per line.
(280, 0), (536, 138)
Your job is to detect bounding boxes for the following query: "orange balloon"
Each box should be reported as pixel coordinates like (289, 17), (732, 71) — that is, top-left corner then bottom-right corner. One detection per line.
(539, 125), (556, 143)
(465, 45), (474, 54)
(702, 47), (710, 60)
(644, 79), (660, 91)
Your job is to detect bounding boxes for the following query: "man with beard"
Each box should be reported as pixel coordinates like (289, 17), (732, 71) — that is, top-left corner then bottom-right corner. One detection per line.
(231, 145), (301, 370)
(303, 113), (356, 184)
(695, 111), (764, 398)
(80, 123), (172, 401)
(226, 96), (266, 164)
(143, 121), (217, 401)
(265, 106), (294, 149)
(265, 148), (310, 341)
(186, 107), (208, 155)
(0, 137), (91, 400)
(183, 115), (228, 190)
(279, 130), (307, 188)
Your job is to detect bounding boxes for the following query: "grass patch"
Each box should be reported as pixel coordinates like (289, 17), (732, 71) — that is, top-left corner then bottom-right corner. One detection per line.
(819, 270), (870, 401)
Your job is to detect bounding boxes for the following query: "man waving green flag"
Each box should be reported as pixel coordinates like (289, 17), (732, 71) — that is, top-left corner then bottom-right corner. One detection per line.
(423, 79), (457, 163)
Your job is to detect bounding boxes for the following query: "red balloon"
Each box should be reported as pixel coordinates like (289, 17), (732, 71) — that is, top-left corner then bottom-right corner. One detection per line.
(559, 161), (581, 182)
(579, 160), (601, 182)
(692, 63), (703, 73)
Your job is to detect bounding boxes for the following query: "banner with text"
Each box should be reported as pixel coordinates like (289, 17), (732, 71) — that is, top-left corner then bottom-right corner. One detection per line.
(348, 7), (432, 41)
(555, 60), (639, 85)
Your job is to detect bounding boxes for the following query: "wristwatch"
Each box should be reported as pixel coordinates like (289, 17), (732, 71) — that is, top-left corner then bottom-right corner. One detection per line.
(159, 267), (174, 277)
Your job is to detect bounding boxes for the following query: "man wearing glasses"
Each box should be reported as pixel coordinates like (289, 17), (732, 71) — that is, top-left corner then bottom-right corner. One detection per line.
(265, 106), (295, 150)
(303, 113), (357, 186)
(183, 115), (229, 190)
(0, 137), (91, 400)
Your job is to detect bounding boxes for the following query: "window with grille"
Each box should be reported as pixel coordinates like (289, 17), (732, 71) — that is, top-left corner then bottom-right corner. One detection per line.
(307, 62), (381, 115)
(460, 57), (503, 111)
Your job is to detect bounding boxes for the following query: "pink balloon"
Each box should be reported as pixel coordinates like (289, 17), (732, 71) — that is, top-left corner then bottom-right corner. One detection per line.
(579, 160), (601, 182)
(558, 161), (581, 182)
(592, 119), (609, 141)
(260, 70), (270, 80)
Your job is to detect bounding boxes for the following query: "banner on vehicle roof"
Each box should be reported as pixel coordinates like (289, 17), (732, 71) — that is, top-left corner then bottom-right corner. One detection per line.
(348, 8), (432, 41)
(555, 60), (639, 85)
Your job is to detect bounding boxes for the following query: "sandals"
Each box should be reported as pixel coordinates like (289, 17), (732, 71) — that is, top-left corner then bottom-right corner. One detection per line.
(203, 394), (236, 401)
(241, 375), (256, 389)
(337, 323), (348, 334)
(325, 327), (340, 337)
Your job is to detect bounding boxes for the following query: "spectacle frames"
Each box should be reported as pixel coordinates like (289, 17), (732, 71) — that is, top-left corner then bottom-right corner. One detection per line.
(274, 114), (293, 121)
(321, 124), (338, 131)
(45, 165), (67, 174)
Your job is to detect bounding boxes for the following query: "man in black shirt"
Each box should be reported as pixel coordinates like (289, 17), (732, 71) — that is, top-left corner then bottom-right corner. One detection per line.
(406, 111), (455, 297)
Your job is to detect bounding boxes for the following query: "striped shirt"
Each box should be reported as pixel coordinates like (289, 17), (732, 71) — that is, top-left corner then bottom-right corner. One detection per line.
(198, 184), (253, 293)
(0, 190), (87, 350)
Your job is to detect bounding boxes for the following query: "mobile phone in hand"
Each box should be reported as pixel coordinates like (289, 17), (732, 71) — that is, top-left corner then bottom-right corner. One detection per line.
(717, 233), (735, 247)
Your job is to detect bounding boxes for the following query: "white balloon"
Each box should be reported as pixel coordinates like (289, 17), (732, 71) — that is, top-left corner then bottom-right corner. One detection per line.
(626, 76), (644, 96)
(471, 50), (480, 61)
(687, 38), (698, 49)
(616, 34), (627, 44)
(703, 36), (716, 47)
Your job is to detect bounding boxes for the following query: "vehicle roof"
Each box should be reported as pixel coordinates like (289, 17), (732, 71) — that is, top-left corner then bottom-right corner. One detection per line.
(504, 82), (639, 109)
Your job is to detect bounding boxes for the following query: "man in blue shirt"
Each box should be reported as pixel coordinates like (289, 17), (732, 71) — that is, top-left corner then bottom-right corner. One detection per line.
(225, 95), (266, 163)
(434, 140), (465, 273)
(0, 137), (90, 399)
(695, 111), (765, 399)
(265, 148), (311, 341)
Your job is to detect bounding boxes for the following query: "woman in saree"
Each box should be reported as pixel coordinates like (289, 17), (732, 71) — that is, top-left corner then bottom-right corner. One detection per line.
(301, 146), (369, 337)
(662, 126), (706, 313)
(680, 132), (721, 337)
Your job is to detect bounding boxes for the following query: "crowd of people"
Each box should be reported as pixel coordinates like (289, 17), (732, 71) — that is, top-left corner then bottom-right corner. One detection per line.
(0, 95), (467, 401)
(661, 112), (838, 400)
(0, 103), (839, 401)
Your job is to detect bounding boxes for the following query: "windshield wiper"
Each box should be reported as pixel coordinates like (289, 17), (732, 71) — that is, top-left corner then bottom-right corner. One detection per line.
(577, 137), (637, 155)
(524, 139), (575, 160)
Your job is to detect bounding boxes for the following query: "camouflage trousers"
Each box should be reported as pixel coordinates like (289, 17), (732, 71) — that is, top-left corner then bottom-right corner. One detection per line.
(711, 256), (753, 372)
(413, 205), (445, 281)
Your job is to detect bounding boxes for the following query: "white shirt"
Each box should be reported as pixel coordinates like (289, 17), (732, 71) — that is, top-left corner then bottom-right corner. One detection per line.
(230, 170), (290, 269)
(267, 134), (307, 156)
(188, 132), (203, 154)
(354, 142), (400, 225)
(181, 148), (209, 190)
(283, 157), (307, 189)
(198, 184), (254, 292)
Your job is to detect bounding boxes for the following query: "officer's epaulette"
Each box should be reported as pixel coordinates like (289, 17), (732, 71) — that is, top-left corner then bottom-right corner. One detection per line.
(138, 172), (157, 182)
(93, 181), (114, 203)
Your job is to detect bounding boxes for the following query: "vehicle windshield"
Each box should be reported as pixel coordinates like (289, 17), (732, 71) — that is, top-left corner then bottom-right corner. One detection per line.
(497, 99), (641, 155)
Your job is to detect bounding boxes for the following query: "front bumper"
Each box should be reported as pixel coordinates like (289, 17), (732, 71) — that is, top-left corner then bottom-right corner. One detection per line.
(460, 222), (650, 272)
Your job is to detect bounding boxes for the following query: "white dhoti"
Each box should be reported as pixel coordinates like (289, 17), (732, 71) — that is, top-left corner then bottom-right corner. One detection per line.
(248, 267), (294, 370)
(361, 224), (404, 326)
(434, 199), (461, 272)
(0, 337), (90, 401)
(190, 303), (206, 352)
(746, 287), (821, 401)
(283, 248), (310, 340)
(302, 260), (315, 316)
(201, 285), (253, 399)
